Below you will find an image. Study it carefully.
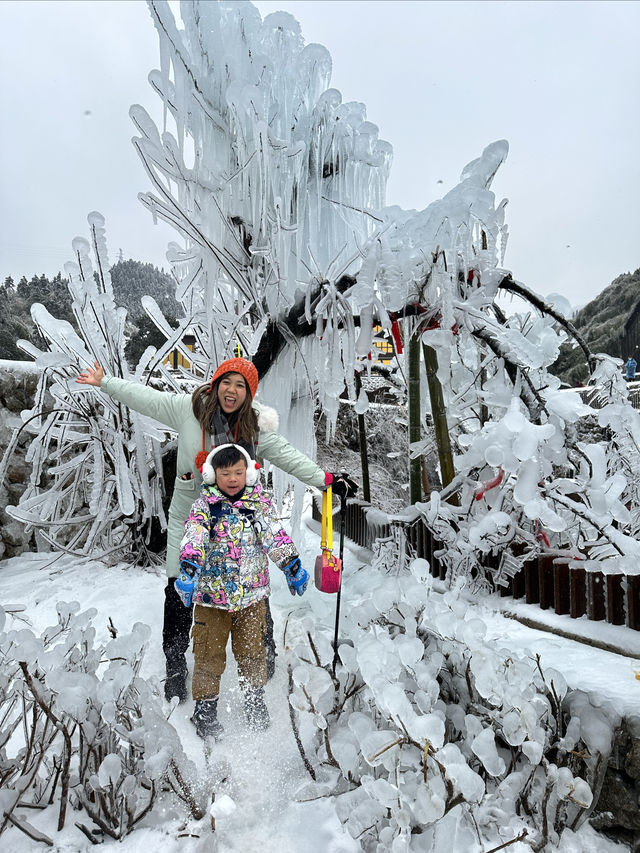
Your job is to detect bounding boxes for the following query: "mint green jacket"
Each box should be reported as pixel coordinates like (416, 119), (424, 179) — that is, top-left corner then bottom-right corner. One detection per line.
(100, 376), (327, 578)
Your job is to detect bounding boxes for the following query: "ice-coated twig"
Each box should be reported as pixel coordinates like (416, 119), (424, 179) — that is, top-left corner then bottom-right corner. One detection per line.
(19, 663), (72, 832)
(498, 275), (593, 372)
(287, 663), (317, 781)
(484, 829), (529, 853)
(4, 813), (54, 847)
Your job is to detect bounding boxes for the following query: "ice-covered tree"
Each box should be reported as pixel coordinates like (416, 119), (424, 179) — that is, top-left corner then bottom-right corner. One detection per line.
(131, 0), (640, 579)
(6, 0), (640, 579)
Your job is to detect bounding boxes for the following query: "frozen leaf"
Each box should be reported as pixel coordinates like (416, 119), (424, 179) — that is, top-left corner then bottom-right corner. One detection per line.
(210, 793), (237, 819)
(361, 775), (399, 808)
(412, 785), (446, 824)
(438, 744), (485, 803)
(522, 740), (543, 765)
(502, 709), (527, 747)
(98, 753), (122, 788)
(144, 746), (172, 780)
(355, 387), (369, 414)
(569, 778), (593, 808)
(471, 728), (506, 777)
(121, 775), (136, 797)
(331, 729), (361, 777)
(393, 635), (424, 668)
(348, 711), (376, 743)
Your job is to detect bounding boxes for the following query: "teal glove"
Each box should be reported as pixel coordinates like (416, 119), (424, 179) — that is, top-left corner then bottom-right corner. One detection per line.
(174, 560), (200, 607)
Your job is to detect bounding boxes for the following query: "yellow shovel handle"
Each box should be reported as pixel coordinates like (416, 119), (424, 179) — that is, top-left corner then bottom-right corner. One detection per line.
(321, 485), (333, 551)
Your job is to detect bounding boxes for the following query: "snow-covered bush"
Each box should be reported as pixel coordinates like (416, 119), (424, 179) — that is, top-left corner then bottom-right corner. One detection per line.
(0, 600), (203, 845)
(289, 561), (619, 852)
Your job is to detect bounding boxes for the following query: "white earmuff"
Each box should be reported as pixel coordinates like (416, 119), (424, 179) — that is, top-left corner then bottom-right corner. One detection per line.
(201, 443), (260, 486)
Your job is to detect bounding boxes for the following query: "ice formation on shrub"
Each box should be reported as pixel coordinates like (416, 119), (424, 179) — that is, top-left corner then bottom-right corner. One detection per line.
(289, 560), (620, 851)
(0, 596), (204, 844)
(0, 214), (168, 562)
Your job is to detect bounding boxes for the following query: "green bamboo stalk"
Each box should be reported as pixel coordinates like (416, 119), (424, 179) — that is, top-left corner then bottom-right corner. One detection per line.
(408, 333), (422, 504)
(422, 342), (457, 502)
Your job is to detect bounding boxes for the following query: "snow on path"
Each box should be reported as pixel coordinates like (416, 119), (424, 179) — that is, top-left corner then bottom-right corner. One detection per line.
(0, 524), (359, 852)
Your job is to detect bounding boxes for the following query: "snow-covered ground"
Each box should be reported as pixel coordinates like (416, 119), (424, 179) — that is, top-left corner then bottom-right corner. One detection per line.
(480, 598), (640, 720)
(0, 513), (636, 852)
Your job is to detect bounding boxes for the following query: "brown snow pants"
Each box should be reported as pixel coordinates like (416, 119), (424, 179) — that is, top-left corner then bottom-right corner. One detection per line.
(191, 600), (267, 700)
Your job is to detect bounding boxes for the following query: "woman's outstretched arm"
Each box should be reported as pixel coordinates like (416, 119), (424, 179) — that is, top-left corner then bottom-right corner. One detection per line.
(75, 361), (104, 387)
(75, 362), (188, 433)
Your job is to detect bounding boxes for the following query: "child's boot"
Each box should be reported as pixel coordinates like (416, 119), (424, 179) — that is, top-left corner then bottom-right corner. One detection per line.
(192, 697), (224, 740)
(244, 686), (270, 731)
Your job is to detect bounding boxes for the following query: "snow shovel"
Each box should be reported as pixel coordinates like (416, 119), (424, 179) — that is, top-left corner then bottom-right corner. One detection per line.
(331, 491), (348, 677)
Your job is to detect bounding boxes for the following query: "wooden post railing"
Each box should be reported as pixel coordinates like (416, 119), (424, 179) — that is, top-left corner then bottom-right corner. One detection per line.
(313, 498), (640, 632)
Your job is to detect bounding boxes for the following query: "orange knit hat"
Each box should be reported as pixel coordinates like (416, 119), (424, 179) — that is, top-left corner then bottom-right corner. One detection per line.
(208, 357), (259, 400)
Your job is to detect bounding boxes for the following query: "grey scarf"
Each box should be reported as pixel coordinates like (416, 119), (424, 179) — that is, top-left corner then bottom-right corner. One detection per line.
(210, 411), (257, 459)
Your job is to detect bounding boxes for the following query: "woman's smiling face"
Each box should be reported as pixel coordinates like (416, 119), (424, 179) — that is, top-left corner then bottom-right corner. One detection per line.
(217, 372), (248, 414)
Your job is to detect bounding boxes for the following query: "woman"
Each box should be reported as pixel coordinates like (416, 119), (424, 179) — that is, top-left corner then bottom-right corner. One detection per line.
(76, 357), (356, 701)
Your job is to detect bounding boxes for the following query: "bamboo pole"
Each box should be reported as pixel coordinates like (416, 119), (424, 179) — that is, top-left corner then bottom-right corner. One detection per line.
(422, 342), (457, 503)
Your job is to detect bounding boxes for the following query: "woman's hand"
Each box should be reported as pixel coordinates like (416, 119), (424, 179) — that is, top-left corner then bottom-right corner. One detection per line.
(328, 472), (358, 500)
(76, 361), (104, 387)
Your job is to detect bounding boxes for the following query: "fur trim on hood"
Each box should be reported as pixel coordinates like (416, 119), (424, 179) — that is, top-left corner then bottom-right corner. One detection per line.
(256, 403), (279, 433)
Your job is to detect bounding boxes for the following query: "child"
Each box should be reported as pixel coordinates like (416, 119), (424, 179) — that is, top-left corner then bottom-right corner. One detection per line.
(176, 443), (308, 740)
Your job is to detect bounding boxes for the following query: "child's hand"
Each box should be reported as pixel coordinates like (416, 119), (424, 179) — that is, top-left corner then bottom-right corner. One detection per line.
(179, 559), (200, 579)
(282, 557), (309, 596)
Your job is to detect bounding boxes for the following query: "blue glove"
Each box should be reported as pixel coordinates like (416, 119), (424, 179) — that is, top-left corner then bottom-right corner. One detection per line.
(174, 561), (200, 607)
(282, 557), (309, 597)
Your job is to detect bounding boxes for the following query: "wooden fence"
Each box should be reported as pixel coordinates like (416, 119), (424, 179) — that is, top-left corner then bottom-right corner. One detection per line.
(314, 499), (640, 632)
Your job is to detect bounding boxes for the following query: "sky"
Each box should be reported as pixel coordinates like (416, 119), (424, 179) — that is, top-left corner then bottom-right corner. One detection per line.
(1, 0), (639, 313)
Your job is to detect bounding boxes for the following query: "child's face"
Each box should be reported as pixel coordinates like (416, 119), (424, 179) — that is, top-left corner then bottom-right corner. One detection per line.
(215, 461), (247, 496)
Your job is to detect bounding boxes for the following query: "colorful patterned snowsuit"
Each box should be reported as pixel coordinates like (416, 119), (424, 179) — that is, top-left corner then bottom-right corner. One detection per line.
(180, 481), (297, 698)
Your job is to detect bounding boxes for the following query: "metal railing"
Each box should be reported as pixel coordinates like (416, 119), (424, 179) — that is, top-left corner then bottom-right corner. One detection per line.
(574, 382), (640, 410)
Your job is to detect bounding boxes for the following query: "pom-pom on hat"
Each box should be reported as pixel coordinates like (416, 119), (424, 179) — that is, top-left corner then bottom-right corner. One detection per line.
(201, 443), (260, 486)
(209, 357), (258, 400)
